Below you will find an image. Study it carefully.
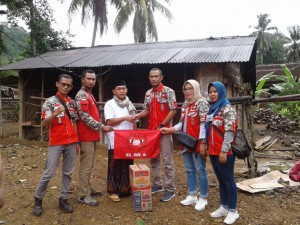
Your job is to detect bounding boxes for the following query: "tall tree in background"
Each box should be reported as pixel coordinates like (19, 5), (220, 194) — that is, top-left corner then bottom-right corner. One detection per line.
(0, 26), (6, 64)
(113, 0), (173, 43)
(250, 13), (277, 64)
(68, 0), (108, 47)
(285, 25), (300, 63)
(0, 0), (73, 56)
(1, 24), (28, 64)
(262, 32), (286, 64)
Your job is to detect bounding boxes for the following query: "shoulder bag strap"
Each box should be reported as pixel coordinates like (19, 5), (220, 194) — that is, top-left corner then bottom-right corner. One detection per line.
(55, 95), (71, 120)
(212, 124), (224, 138)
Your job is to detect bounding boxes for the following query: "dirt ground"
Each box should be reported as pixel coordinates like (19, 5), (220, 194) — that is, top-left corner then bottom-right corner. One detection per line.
(0, 122), (300, 225)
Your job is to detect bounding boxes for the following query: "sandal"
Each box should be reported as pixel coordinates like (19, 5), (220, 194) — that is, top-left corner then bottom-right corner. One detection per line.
(107, 194), (120, 202)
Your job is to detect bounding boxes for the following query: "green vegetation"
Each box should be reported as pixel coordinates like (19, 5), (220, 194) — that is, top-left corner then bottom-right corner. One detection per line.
(68, 0), (108, 47)
(0, 1), (300, 66)
(0, 0), (74, 59)
(113, 0), (173, 43)
(0, 23), (28, 65)
(250, 14), (300, 65)
(261, 32), (285, 64)
(285, 25), (300, 63)
(255, 64), (300, 119)
(136, 218), (145, 225)
(250, 13), (277, 64)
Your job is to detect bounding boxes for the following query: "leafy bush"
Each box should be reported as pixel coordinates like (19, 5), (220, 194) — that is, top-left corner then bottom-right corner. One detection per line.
(255, 64), (300, 120)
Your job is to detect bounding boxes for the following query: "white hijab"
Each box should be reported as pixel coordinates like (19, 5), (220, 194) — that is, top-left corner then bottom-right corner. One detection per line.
(182, 79), (205, 104)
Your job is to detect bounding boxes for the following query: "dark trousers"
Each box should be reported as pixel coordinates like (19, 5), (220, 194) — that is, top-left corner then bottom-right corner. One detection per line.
(209, 154), (237, 210)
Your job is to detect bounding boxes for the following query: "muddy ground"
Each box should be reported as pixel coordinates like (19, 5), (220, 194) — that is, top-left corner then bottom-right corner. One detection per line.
(0, 122), (300, 225)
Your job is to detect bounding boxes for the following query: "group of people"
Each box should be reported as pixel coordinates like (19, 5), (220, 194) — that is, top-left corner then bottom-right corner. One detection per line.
(32, 67), (239, 225)
(32, 70), (113, 215)
(160, 79), (239, 224)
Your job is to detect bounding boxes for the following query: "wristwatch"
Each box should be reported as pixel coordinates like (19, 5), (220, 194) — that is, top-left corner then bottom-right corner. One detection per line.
(159, 124), (165, 128)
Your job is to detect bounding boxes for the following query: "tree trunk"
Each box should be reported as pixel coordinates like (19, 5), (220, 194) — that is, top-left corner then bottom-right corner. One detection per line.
(29, 0), (36, 55)
(138, 27), (146, 43)
(260, 53), (263, 65)
(91, 18), (98, 47)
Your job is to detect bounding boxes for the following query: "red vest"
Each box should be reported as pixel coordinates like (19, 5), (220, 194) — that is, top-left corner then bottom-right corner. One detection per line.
(77, 92), (101, 142)
(146, 84), (177, 130)
(181, 102), (202, 152)
(208, 111), (237, 156)
(42, 92), (79, 146)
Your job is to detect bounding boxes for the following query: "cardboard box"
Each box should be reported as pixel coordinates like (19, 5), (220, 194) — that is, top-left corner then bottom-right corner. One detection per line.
(129, 164), (150, 190)
(132, 188), (152, 212)
(130, 164), (152, 212)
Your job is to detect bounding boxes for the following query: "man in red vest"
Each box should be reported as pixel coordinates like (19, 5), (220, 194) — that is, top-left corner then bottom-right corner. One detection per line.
(75, 70), (112, 207)
(135, 68), (178, 202)
(33, 74), (80, 216)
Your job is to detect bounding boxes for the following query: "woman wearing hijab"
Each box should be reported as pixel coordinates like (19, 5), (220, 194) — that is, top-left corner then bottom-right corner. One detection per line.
(161, 79), (209, 211)
(205, 82), (239, 224)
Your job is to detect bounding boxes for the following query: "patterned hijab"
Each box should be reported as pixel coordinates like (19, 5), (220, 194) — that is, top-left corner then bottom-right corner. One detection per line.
(182, 79), (205, 105)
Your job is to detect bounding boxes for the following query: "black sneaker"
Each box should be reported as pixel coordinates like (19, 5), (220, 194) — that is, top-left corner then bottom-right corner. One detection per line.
(160, 191), (175, 202)
(59, 198), (73, 213)
(151, 186), (164, 194)
(33, 197), (43, 216)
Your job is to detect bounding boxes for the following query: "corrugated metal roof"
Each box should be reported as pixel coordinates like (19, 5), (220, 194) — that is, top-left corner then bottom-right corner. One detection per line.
(0, 35), (256, 71)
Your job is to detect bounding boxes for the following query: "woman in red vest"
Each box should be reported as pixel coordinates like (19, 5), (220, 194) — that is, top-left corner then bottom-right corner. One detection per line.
(205, 82), (239, 225)
(161, 79), (209, 211)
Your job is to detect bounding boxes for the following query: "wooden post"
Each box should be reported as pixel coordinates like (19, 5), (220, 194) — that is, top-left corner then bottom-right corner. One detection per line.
(0, 81), (3, 137)
(244, 103), (257, 178)
(18, 72), (24, 139)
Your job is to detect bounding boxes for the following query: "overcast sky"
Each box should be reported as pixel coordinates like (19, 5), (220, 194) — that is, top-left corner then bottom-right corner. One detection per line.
(19, 0), (300, 47)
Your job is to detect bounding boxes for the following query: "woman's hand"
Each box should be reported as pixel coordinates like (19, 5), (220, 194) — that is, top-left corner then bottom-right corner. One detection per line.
(160, 127), (175, 134)
(219, 152), (227, 164)
(199, 143), (207, 159)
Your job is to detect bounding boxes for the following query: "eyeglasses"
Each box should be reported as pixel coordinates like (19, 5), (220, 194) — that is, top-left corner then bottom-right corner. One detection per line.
(183, 87), (194, 92)
(59, 83), (72, 88)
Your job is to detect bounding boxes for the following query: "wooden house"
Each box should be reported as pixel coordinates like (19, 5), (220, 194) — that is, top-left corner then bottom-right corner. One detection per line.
(0, 35), (257, 140)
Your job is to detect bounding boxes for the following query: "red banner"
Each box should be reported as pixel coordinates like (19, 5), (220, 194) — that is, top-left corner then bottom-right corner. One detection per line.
(114, 129), (161, 159)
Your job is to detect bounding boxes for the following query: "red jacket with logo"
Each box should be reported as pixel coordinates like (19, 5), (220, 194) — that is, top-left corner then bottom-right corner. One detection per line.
(76, 90), (101, 142)
(207, 105), (237, 156)
(143, 84), (178, 130)
(41, 92), (79, 146)
(181, 102), (201, 152)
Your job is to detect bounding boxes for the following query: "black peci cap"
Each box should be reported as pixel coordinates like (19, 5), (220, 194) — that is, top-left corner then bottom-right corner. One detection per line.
(112, 79), (126, 89)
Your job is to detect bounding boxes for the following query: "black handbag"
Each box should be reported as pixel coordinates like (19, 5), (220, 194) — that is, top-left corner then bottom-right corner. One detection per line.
(176, 132), (198, 150)
(212, 125), (252, 160)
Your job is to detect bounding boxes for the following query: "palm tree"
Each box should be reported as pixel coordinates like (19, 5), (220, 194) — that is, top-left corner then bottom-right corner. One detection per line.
(68, 0), (108, 47)
(285, 25), (300, 63)
(250, 13), (277, 64)
(113, 0), (173, 43)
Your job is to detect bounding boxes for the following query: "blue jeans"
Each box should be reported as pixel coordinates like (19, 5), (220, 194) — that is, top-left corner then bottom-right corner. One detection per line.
(182, 151), (208, 198)
(209, 154), (237, 210)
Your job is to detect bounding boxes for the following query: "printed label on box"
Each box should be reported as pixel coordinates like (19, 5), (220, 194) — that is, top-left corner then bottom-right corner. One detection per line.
(132, 189), (152, 212)
(130, 164), (150, 189)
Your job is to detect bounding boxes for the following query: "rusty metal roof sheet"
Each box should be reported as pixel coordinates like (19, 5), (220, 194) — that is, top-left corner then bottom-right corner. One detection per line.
(0, 35), (256, 71)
